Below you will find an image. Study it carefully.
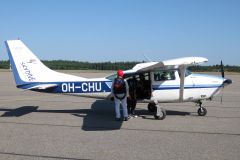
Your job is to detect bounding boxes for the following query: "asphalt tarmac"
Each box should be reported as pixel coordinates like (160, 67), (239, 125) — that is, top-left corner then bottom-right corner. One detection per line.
(0, 70), (240, 160)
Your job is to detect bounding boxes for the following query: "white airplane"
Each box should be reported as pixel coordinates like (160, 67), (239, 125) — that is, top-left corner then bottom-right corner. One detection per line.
(5, 40), (232, 120)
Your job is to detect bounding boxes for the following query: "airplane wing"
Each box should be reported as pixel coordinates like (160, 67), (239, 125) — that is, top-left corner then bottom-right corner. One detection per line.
(124, 57), (208, 74)
(124, 57), (208, 102)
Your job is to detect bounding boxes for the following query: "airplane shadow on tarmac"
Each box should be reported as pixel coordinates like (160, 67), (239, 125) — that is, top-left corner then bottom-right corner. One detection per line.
(72, 100), (124, 131)
(0, 106), (39, 117)
(0, 100), (194, 131)
(0, 100), (123, 131)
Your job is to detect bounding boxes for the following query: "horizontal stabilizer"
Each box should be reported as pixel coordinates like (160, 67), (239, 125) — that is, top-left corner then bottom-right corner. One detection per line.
(27, 84), (58, 90)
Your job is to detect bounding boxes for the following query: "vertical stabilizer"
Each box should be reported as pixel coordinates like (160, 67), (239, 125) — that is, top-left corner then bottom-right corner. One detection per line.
(5, 40), (85, 86)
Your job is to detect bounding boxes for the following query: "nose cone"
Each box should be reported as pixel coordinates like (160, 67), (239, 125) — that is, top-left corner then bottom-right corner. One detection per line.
(223, 79), (232, 86)
(223, 79), (232, 85)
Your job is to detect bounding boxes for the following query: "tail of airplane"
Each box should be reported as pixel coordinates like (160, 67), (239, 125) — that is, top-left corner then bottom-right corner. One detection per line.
(5, 40), (85, 87)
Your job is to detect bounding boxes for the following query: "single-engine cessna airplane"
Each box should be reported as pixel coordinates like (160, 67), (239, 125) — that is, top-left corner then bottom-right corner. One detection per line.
(5, 40), (232, 120)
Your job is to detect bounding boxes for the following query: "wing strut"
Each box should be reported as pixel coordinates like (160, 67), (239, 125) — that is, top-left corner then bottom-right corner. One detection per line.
(179, 66), (186, 102)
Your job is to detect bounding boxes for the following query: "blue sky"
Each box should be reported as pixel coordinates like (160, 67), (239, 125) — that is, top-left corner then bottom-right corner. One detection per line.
(0, 0), (239, 65)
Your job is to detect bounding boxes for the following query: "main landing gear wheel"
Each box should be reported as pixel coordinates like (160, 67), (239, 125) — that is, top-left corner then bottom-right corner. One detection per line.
(148, 102), (166, 120)
(154, 108), (166, 120)
(148, 103), (156, 112)
(198, 107), (207, 116)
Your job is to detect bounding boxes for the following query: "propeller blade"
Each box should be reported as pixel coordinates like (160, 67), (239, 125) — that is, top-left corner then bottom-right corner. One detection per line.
(220, 60), (225, 78)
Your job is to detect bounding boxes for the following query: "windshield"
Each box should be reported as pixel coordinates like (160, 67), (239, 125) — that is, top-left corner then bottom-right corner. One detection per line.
(178, 69), (192, 78)
(106, 74), (117, 81)
(185, 69), (192, 77)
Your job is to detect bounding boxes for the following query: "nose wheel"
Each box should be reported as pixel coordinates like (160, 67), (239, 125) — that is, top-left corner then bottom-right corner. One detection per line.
(197, 101), (207, 116)
(198, 107), (207, 116)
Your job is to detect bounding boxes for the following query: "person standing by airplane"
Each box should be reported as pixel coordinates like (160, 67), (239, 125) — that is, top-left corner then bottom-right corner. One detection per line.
(112, 70), (129, 121)
(127, 76), (138, 117)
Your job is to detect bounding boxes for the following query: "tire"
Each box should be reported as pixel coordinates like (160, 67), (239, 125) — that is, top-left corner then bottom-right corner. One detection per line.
(148, 103), (156, 112)
(154, 109), (166, 120)
(198, 107), (207, 116)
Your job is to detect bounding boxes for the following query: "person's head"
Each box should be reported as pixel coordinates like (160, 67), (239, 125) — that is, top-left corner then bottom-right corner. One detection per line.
(117, 70), (124, 78)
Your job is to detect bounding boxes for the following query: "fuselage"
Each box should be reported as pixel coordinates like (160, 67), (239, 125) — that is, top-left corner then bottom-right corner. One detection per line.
(23, 70), (227, 103)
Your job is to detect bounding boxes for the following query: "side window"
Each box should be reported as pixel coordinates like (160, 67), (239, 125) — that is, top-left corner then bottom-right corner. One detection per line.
(154, 70), (175, 81)
(185, 69), (192, 77)
(178, 69), (192, 78)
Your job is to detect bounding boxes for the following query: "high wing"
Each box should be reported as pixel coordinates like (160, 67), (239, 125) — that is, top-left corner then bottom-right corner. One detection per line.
(124, 57), (208, 101)
(124, 57), (208, 74)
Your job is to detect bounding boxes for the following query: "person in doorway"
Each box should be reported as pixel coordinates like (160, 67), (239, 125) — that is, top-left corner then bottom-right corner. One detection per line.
(137, 74), (148, 99)
(112, 70), (130, 121)
(127, 76), (138, 117)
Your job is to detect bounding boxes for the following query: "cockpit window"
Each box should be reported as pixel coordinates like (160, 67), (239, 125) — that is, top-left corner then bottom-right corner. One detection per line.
(185, 69), (192, 77)
(106, 74), (117, 81)
(153, 70), (175, 81)
(178, 69), (192, 78)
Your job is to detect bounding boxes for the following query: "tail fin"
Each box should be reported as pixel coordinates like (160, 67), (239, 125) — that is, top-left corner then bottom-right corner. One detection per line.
(5, 40), (85, 86)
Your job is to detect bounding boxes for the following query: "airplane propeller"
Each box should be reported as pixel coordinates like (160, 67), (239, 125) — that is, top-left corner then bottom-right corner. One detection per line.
(220, 60), (224, 78)
(219, 60), (232, 103)
(220, 60), (225, 103)
(220, 61), (232, 86)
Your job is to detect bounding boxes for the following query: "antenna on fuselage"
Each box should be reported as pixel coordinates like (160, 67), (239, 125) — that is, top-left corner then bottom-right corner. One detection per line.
(220, 60), (225, 78)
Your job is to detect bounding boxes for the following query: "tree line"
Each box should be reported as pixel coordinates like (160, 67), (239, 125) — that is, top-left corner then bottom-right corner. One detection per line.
(0, 60), (240, 72)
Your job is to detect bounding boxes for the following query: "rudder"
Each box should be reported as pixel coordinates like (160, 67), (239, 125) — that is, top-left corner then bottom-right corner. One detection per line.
(5, 40), (85, 87)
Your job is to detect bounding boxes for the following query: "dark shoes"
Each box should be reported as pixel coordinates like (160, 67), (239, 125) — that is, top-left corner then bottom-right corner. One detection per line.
(124, 117), (129, 121)
(115, 118), (121, 121)
(115, 116), (130, 121)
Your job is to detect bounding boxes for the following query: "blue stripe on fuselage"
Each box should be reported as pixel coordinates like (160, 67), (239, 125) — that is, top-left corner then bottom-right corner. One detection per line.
(18, 81), (112, 93)
(18, 81), (223, 93)
(152, 84), (222, 90)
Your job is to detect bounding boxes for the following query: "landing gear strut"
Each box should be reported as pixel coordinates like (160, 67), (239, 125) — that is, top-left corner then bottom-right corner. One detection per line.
(148, 102), (166, 120)
(196, 101), (207, 116)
